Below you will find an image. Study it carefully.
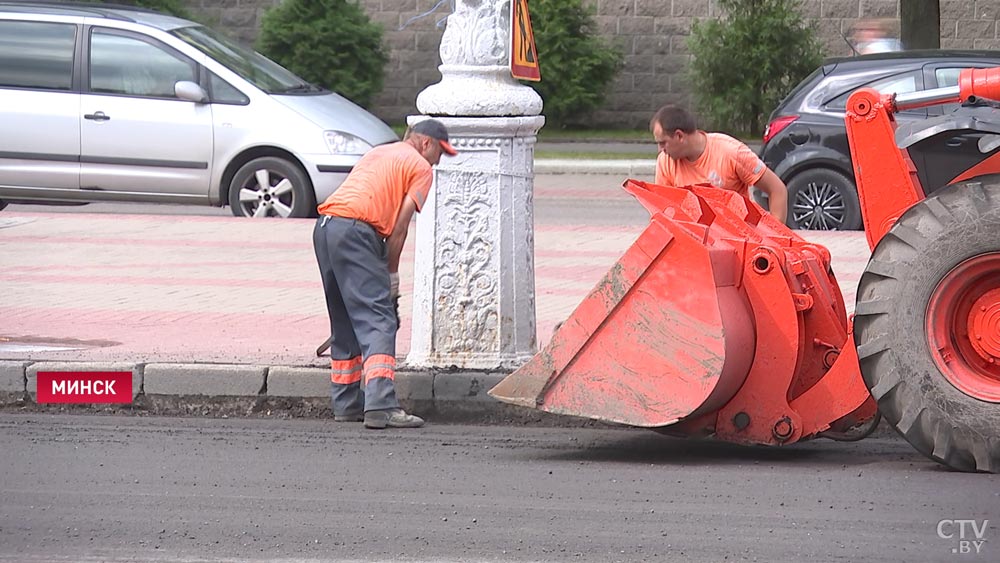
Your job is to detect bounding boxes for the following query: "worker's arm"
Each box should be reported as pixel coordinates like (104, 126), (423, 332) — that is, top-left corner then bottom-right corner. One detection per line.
(755, 168), (788, 224)
(386, 194), (418, 274)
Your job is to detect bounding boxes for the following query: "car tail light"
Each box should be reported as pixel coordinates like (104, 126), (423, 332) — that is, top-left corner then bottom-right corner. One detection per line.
(762, 115), (798, 144)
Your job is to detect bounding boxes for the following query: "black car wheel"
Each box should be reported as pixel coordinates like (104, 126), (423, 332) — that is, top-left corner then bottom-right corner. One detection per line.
(786, 168), (862, 231)
(228, 157), (316, 219)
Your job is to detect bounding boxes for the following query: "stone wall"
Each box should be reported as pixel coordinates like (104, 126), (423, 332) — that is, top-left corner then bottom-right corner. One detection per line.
(185, 0), (1000, 128)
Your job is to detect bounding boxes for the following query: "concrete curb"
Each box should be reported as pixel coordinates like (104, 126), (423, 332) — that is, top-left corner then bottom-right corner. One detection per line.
(2, 360), (900, 439)
(265, 366), (329, 398)
(8, 360), (511, 410)
(3, 360), (599, 427)
(531, 141), (760, 175)
(144, 363), (266, 397)
(534, 158), (656, 175)
(0, 360), (29, 403)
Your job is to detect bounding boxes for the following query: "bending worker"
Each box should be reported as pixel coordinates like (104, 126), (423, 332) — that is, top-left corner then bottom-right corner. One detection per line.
(650, 105), (788, 224)
(313, 119), (457, 429)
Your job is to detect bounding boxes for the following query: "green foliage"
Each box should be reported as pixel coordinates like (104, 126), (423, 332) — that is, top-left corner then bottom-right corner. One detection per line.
(687, 0), (824, 137)
(526, 0), (623, 128)
(256, 0), (388, 108)
(98, 0), (194, 19)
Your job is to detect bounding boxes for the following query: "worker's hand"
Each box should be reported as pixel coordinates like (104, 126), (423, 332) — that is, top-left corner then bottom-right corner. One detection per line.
(389, 272), (400, 299)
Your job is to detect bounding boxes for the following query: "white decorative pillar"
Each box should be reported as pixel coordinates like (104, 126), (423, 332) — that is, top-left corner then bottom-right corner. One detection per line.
(406, 0), (544, 369)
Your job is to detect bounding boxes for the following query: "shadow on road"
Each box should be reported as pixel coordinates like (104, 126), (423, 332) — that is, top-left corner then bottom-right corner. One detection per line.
(532, 431), (929, 469)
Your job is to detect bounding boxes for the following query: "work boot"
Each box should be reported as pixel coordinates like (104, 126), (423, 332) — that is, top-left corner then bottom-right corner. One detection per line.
(363, 408), (424, 429)
(333, 412), (364, 422)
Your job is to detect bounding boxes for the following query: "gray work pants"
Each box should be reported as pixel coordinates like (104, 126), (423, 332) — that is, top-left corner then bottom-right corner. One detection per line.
(313, 216), (399, 414)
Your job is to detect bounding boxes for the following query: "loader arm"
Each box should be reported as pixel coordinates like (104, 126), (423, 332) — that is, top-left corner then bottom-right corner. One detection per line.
(846, 67), (1000, 249)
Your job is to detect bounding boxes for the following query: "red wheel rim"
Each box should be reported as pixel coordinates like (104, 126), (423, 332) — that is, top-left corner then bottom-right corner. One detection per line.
(927, 252), (1000, 402)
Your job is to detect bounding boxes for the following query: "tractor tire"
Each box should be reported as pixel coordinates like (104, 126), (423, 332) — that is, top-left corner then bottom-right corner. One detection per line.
(786, 168), (862, 231)
(854, 179), (1000, 473)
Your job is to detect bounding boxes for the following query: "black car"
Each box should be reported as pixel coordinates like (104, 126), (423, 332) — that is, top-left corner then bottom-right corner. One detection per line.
(758, 50), (1000, 230)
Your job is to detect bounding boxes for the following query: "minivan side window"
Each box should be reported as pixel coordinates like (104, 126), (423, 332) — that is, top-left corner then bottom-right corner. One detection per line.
(209, 72), (249, 104)
(0, 20), (76, 90)
(89, 29), (196, 98)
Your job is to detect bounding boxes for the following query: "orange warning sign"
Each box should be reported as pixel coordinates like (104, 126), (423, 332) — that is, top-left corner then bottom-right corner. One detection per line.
(510, 0), (541, 81)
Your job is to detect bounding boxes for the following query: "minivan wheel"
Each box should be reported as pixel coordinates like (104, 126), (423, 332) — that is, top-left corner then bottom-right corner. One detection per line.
(0, 200), (7, 211)
(229, 157), (316, 218)
(786, 168), (862, 231)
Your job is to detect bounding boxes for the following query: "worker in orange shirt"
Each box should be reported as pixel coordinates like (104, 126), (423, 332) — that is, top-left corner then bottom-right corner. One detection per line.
(650, 105), (788, 224)
(313, 119), (457, 429)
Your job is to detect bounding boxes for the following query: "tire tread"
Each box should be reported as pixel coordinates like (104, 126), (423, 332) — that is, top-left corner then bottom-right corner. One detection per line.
(855, 181), (1000, 473)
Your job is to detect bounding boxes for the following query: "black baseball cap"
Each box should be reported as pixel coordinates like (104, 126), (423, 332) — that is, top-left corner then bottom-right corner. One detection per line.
(410, 119), (457, 156)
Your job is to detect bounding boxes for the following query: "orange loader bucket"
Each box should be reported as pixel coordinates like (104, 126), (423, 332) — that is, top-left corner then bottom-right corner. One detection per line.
(490, 180), (877, 446)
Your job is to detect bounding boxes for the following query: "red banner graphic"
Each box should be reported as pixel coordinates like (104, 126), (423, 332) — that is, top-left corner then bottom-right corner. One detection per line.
(36, 371), (133, 404)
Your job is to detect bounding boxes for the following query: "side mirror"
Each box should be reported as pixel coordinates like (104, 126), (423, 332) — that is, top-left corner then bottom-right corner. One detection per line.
(175, 81), (208, 103)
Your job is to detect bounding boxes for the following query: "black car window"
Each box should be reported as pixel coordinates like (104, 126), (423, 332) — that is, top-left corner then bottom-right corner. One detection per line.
(825, 70), (922, 111)
(936, 67), (964, 88)
(208, 72), (249, 104)
(0, 20), (76, 90)
(933, 67), (967, 114)
(931, 65), (1000, 114)
(776, 65), (828, 110)
(89, 28), (197, 98)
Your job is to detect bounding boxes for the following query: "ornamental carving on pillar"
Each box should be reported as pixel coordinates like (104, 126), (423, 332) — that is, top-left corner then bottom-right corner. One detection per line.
(433, 170), (499, 352)
(439, 0), (510, 66)
(416, 0), (541, 116)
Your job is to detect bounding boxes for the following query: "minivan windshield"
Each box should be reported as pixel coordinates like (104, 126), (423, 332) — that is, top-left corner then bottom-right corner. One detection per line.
(171, 25), (323, 94)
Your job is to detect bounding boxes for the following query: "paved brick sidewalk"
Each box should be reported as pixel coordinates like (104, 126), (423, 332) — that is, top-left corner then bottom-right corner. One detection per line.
(0, 210), (869, 369)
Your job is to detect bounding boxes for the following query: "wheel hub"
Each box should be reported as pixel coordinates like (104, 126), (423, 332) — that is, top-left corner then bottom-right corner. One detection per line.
(793, 181), (845, 230)
(927, 252), (1000, 402)
(969, 288), (1000, 362)
(242, 170), (293, 217)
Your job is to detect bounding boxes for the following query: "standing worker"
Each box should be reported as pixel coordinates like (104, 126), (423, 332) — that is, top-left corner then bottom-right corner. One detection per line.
(313, 119), (457, 429)
(650, 105), (788, 224)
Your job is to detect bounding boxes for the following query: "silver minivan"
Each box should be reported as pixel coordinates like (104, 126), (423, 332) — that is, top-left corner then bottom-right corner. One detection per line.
(0, 2), (398, 218)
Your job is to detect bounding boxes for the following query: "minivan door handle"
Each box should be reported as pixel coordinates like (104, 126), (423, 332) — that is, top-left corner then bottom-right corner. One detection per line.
(84, 111), (111, 122)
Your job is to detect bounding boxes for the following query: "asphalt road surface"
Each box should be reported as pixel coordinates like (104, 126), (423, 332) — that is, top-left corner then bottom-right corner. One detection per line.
(0, 414), (997, 563)
(2, 174), (652, 227)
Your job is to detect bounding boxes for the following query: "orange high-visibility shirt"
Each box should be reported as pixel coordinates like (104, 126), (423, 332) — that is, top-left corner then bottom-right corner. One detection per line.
(317, 142), (432, 238)
(654, 132), (766, 196)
